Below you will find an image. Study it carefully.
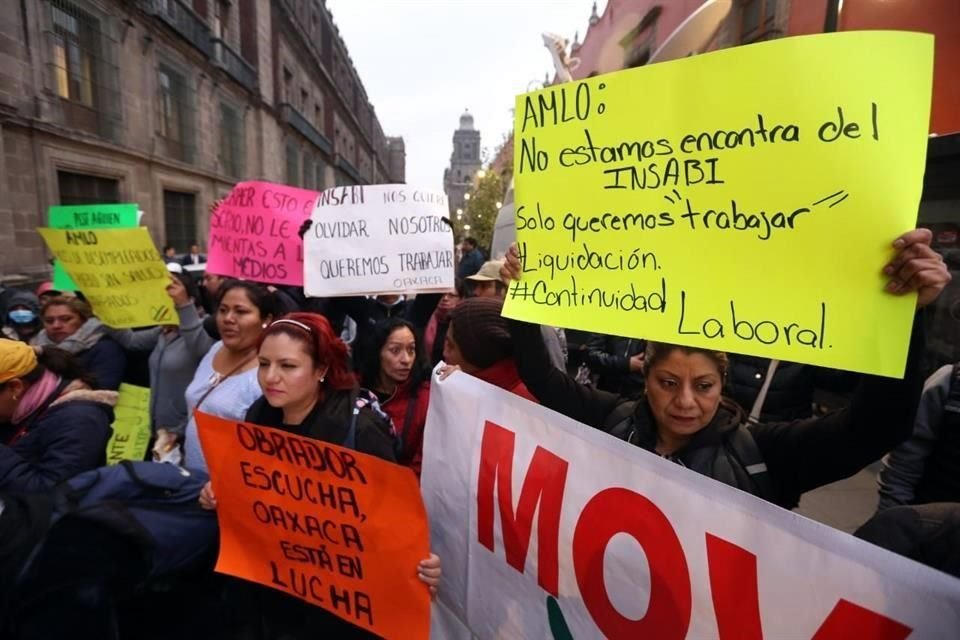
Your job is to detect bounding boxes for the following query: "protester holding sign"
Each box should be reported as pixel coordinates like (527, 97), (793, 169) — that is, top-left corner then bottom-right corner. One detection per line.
(0, 341), (116, 493)
(198, 312), (440, 637)
(359, 318), (432, 477)
(31, 296), (126, 390)
(500, 229), (951, 509)
(108, 272), (209, 448)
(178, 281), (276, 471)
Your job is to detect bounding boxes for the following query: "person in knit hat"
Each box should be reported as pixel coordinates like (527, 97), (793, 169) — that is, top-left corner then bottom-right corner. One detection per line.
(0, 340), (116, 493)
(443, 297), (536, 402)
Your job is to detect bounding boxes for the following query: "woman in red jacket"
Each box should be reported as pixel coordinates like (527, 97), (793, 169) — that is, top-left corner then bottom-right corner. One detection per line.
(359, 318), (431, 478)
(441, 297), (537, 403)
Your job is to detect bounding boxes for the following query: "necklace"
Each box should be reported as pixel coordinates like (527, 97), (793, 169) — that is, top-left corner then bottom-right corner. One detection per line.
(207, 351), (256, 389)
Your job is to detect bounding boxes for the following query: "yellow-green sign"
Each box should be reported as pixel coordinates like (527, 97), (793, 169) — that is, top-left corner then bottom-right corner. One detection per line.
(48, 203), (140, 291)
(107, 384), (152, 464)
(502, 32), (934, 377)
(38, 227), (176, 329)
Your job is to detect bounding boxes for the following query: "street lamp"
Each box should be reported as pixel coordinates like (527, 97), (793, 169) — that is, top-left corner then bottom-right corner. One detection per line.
(464, 224), (471, 231)
(464, 192), (470, 201)
(477, 169), (486, 179)
(495, 201), (502, 209)
(456, 208), (463, 215)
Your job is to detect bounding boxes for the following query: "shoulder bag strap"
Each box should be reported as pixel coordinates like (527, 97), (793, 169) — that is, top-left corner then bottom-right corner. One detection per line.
(192, 353), (256, 417)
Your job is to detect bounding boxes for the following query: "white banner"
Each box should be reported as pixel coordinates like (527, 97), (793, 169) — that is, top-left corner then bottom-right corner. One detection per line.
(421, 371), (960, 639)
(304, 184), (455, 297)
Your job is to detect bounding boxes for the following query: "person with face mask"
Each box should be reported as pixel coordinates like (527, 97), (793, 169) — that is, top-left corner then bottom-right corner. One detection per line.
(2, 291), (42, 343)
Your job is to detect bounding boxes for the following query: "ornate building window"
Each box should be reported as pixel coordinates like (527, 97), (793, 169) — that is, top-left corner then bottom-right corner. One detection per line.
(51, 1), (96, 106)
(158, 64), (196, 163)
(219, 102), (244, 177)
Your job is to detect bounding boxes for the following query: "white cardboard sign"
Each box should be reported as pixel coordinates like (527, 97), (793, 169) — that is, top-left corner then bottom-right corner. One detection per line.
(304, 184), (455, 297)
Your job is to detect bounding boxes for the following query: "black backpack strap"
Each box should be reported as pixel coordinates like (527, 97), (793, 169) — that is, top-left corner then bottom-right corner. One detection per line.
(605, 400), (641, 444)
(726, 426), (775, 501)
(343, 387), (365, 451)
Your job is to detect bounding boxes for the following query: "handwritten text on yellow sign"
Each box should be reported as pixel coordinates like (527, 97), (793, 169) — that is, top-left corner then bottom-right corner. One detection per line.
(39, 227), (177, 329)
(502, 32), (934, 377)
(107, 384), (152, 464)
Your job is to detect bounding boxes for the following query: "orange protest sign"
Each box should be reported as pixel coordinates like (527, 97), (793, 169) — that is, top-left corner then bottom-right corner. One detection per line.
(196, 411), (431, 639)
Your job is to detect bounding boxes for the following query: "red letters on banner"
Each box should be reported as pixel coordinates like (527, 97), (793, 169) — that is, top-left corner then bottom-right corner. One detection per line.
(475, 420), (913, 640)
(477, 420), (568, 596)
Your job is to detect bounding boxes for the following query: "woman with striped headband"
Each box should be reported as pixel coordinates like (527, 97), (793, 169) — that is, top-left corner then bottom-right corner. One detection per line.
(199, 312), (440, 638)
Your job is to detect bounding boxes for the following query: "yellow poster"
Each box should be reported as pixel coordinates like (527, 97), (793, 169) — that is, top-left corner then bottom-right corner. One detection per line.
(107, 384), (152, 464)
(502, 32), (934, 377)
(38, 227), (177, 329)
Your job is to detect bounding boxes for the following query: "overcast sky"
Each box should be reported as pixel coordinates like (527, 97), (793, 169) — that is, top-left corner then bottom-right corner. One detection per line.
(325, 0), (606, 190)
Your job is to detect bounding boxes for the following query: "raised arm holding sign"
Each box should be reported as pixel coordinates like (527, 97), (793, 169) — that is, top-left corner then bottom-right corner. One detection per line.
(206, 181), (319, 286)
(196, 312), (436, 638)
(501, 31), (935, 378)
(38, 227), (177, 329)
(48, 203), (140, 291)
(304, 184), (455, 298)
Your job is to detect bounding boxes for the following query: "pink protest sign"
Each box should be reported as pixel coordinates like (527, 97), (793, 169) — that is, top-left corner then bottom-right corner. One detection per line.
(207, 181), (319, 286)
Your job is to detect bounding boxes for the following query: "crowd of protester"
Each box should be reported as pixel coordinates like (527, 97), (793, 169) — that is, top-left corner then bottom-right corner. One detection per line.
(0, 227), (957, 637)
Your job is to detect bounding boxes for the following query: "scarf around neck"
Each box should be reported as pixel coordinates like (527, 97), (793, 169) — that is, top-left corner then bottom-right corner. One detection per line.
(33, 317), (106, 354)
(11, 369), (63, 425)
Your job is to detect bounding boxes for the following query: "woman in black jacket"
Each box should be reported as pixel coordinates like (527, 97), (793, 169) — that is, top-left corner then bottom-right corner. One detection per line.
(500, 229), (951, 509)
(199, 312), (439, 638)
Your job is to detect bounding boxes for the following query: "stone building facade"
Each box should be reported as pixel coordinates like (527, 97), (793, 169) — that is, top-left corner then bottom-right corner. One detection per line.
(0, 0), (405, 282)
(442, 110), (482, 218)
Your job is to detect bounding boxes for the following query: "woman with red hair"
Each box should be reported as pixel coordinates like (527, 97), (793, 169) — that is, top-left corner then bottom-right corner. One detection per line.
(199, 312), (440, 637)
(248, 312), (397, 457)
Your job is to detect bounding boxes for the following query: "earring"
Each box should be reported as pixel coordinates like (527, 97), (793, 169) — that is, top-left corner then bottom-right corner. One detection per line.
(261, 323), (267, 328)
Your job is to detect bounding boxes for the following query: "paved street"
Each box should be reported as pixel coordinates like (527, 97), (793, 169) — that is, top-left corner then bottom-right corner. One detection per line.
(797, 462), (882, 533)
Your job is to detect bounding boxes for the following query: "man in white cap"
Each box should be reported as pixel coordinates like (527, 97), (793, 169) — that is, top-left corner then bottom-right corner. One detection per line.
(465, 260), (567, 371)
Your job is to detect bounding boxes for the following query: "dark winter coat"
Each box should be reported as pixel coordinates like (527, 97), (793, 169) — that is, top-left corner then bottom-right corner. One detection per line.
(318, 294), (440, 365)
(0, 382), (116, 494)
(726, 355), (856, 422)
(75, 337), (127, 391)
(509, 318), (924, 509)
(242, 387), (396, 639)
(583, 334), (646, 398)
(378, 380), (430, 477)
(855, 502), (960, 578)
(244, 387), (397, 463)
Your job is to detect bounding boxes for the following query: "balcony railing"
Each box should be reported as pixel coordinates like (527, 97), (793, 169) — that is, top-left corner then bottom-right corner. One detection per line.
(279, 103), (333, 155)
(212, 38), (257, 92)
(142, 0), (212, 56)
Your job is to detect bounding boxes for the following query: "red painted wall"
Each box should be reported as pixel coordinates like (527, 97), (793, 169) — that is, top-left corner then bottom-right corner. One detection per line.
(789, 0), (959, 134)
(574, 0), (957, 134)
